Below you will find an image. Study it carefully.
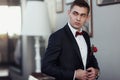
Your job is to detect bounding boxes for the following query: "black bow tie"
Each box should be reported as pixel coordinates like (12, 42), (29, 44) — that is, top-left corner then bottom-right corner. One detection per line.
(75, 31), (83, 37)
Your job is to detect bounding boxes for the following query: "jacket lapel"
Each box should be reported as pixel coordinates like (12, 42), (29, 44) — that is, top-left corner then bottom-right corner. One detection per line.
(82, 31), (91, 68)
(64, 24), (84, 67)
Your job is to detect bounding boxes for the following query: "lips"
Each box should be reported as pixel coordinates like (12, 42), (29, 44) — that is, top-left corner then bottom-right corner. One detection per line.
(75, 22), (81, 26)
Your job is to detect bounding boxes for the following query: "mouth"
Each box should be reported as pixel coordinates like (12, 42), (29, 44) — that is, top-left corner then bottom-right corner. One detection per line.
(75, 22), (81, 26)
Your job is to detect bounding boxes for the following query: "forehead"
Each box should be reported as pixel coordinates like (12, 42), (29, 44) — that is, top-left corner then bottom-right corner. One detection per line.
(70, 5), (88, 14)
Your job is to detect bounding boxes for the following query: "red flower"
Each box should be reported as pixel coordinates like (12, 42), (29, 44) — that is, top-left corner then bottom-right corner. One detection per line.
(93, 46), (98, 52)
(91, 44), (98, 54)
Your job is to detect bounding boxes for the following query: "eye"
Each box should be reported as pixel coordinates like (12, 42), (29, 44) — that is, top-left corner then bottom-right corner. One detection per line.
(80, 14), (87, 17)
(72, 11), (79, 16)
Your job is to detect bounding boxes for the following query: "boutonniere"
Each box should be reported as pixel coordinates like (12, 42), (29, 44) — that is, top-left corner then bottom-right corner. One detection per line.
(91, 44), (98, 55)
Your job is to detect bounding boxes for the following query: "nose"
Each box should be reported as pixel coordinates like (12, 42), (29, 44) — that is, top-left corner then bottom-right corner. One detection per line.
(76, 16), (81, 21)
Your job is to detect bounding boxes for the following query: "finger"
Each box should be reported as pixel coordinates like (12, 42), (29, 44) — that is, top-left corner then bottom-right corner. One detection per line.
(87, 68), (93, 72)
(87, 67), (94, 70)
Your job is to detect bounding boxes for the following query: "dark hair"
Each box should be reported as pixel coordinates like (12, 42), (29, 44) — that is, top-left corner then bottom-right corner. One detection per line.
(70, 0), (90, 14)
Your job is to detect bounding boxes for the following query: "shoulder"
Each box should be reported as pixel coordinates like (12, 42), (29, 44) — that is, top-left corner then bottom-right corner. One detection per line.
(48, 28), (65, 43)
(50, 24), (68, 38)
(47, 27), (67, 46)
(51, 28), (64, 37)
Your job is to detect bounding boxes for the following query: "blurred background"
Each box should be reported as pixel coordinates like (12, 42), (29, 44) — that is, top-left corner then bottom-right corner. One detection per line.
(0, 0), (120, 80)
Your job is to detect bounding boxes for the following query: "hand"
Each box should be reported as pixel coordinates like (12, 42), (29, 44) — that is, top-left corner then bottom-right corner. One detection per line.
(75, 69), (88, 80)
(87, 67), (99, 80)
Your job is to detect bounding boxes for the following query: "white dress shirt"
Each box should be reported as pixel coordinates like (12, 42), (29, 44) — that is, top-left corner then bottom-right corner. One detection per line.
(68, 22), (88, 80)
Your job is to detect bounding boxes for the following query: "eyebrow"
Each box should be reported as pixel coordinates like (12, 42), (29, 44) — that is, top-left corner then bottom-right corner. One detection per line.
(73, 11), (87, 16)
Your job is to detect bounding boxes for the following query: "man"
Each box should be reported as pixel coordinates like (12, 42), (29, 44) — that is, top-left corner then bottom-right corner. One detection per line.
(41, 0), (100, 80)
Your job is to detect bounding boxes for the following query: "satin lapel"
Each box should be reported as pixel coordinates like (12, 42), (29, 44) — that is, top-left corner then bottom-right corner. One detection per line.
(82, 31), (89, 52)
(64, 24), (83, 64)
(82, 31), (91, 67)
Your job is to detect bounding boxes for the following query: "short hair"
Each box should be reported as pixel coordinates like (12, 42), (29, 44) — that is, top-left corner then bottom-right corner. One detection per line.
(70, 0), (90, 14)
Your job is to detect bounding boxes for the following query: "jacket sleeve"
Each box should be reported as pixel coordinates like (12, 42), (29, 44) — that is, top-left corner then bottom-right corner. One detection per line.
(41, 33), (74, 80)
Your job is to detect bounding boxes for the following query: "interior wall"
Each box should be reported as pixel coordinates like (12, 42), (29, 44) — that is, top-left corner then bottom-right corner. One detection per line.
(92, 1), (120, 80)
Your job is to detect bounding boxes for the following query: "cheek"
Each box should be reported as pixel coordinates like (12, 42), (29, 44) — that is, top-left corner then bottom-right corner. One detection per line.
(70, 15), (76, 22)
(69, 16), (74, 22)
(82, 18), (87, 23)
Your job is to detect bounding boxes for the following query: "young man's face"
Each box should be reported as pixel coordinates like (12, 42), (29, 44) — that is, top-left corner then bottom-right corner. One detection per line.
(68, 5), (89, 31)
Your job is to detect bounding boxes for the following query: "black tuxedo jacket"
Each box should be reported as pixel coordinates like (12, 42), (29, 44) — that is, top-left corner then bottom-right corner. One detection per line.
(41, 24), (99, 80)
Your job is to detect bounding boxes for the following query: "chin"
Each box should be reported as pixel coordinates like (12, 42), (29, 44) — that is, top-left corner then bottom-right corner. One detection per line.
(73, 27), (80, 30)
(75, 26), (81, 29)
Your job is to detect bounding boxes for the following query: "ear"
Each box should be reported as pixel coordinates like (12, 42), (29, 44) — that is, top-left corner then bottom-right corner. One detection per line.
(86, 15), (91, 23)
(67, 9), (70, 15)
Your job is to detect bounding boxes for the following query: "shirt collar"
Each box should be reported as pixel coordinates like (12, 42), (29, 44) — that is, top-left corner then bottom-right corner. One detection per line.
(68, 22), (82, 37)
